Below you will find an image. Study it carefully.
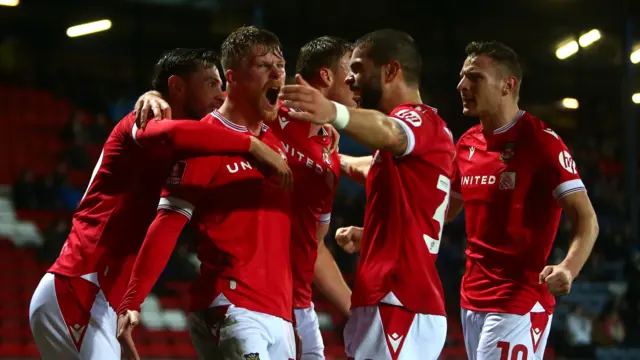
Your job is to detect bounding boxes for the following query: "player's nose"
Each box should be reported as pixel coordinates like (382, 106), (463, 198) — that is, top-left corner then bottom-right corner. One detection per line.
(269, 65), (284, 79)
(345, 73), (355, 86)
(457, 78), (467, 92)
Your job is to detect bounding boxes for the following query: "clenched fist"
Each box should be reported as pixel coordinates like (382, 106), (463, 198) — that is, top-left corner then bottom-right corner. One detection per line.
(335, 226), (363, 254)
(539, 264), (574, 296)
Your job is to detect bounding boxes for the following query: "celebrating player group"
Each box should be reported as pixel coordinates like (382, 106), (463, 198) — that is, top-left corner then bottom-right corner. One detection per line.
(28, 24), (599, 360)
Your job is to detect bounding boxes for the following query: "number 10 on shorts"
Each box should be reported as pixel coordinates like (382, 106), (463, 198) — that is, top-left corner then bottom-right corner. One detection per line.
(497, 341), (528, 360)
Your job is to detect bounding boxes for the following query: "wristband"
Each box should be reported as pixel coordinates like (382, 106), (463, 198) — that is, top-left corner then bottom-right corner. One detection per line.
(331, 101), (350, 130)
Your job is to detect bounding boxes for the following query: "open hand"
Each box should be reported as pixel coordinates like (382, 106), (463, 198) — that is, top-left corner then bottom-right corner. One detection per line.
(134, 91), (172, 129)
(249, 137), (293, 191)
(324, 124), (340, 153)
(279, 75), (337, 125)
(117, 310), (141, 360)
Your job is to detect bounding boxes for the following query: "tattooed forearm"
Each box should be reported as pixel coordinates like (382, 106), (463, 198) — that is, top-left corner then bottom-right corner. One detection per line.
(389, 120), (409, 156)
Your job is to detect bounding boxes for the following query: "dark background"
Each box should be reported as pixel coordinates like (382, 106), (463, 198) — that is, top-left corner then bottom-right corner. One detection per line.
(0, 0), (639, 359)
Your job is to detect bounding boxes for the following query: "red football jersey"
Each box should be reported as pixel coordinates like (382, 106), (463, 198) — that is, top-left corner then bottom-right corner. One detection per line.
(271, 107), (341, 309)
(49, 113), (176, 309)
(350, 103), (455, 316)
(451, 111), (585, 315)
(48, 112), (252, 309)
(158, 110), (293, 321)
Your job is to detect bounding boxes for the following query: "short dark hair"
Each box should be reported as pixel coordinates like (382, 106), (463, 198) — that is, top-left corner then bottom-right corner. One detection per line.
(296, 36), (353, 81)
(465, 41), (522, 84)
(354, 29), (422, 85)
(152, 48), (219, 96)
(220, 26), (282, 71)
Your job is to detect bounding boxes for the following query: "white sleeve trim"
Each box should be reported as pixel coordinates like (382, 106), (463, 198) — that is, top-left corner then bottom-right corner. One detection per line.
(450, 191), (462, 200)
(389, 117), (415, 157)
(158, 196), (195, 220)
(318, 213), (331, 224)
(131, 122), (140, 146)
(552, 179), (586, 200)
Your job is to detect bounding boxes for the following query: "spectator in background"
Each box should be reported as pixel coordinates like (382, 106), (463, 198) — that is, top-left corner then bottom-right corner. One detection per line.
(38, 218), (70, 263)
(59, 108), (87, 144)
(592, 299), (626, 346)
(566, 304), (593, 358)
(34, 173), (63, 210)
(12, 168), (38, 209)
(88, 112), (112, 144)
(60, 138), (90, 170)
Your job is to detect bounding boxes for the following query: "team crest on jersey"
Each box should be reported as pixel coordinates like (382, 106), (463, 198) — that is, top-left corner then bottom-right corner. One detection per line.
(244, 353), (260, 360)
(322, 148), (332, 165)
(499, 142), (516, 163)
(166, 161), (187, 185)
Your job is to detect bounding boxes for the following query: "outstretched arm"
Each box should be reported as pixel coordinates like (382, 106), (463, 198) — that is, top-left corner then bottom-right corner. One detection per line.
(133, 118), (252, 157)
(280, 76), (411, 156)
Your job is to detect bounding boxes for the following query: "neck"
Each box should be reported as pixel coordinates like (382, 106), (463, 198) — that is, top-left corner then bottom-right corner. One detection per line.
(218, 95), (264, 135)
(479, 100), (520, 135)
(167, 97), (189, 120)
(381, 85), (422, 114)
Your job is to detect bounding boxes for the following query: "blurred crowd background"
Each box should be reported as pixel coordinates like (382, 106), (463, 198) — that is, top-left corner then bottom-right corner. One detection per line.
(0, 0), (639, 359)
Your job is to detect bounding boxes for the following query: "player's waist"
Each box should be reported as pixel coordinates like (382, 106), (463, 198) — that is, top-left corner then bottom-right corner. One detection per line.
(351, 289), (447, 316)
(464, 257), (544, 285)
(292, 281), (313, 309)
(190, 280), (293, 321)
(461, 290), (555, 315)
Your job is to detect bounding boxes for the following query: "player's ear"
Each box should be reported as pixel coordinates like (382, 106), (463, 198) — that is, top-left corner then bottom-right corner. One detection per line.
(503, 75), (517, 96)
(225, 69), (236, 86)
(383, 60), (400, 83)
(318, 68), (332, 88)
(167, 75), (184, 94)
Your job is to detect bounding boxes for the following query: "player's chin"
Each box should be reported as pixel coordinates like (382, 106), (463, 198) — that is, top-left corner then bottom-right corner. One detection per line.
(343, 97), (358, 109)
(260, 96), (280, 122)
(262, 106), (279, 122)
(461, 106), (478, 117)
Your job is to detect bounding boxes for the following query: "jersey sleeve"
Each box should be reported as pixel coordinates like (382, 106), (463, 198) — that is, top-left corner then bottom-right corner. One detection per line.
(117, 209), (188, 315)
(388, 105), (439, 157)
(157, 157), (218, 220)
(450, 159), (462, 200)
(536, 127), (586, 201)
(131, 118), (252, 157)
(318, 191), (335, 225)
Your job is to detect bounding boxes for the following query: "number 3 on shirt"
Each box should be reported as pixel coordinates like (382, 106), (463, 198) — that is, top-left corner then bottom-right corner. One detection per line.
(423, 174), (450, 254)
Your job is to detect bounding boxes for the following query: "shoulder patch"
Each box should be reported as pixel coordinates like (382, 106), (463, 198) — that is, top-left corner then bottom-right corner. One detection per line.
(166, 161), (187, 186)
(394, 109), (423, 127)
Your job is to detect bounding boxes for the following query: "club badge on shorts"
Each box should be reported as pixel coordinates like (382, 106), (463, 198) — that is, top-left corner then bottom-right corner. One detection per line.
(244, 353), (260, 360)
(500, 142), (516, 163)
